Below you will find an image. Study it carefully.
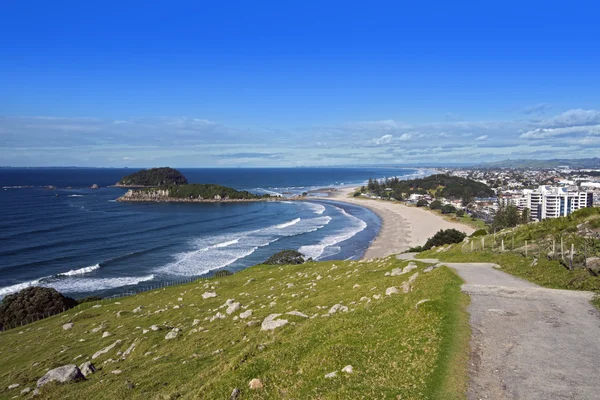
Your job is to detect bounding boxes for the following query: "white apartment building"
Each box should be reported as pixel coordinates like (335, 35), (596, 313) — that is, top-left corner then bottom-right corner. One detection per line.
(499, 186), (593, 221)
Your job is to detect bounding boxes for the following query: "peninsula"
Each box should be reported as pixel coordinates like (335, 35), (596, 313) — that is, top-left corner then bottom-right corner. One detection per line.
(115, 168), (279, 203)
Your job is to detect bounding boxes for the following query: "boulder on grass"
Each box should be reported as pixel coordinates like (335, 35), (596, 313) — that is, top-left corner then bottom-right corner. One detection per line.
(37, 365), (85, 388)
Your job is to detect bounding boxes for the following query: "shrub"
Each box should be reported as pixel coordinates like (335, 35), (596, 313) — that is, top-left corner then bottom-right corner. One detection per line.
(0, 287), (78, 330)
(456, 209), (465, 217)
(264, 250), (306, 265)
(441, 204), (457, 214)
(353, 191), (362, 197)
(429, 200), (442, 210)
(407, 246), (424, 252)
(416, 199), (429, 207)
(470, 228), (488, 237)
(423, 229), (467, 250)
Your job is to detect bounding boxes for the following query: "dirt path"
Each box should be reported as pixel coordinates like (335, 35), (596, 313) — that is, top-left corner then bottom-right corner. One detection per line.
(398, 254), (600, 399)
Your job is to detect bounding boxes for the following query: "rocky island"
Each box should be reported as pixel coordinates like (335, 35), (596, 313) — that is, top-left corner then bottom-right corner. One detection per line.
(116, 168), (280, 203)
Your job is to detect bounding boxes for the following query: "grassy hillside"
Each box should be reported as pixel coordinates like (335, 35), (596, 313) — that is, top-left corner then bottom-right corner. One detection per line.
(417, 207), (600, 293)
(0, 257), (469, 399)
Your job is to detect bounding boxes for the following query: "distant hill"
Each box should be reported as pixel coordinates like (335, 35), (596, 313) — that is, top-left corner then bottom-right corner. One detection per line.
(370, 174), (494, 199)
(116, 167), (188, 187)
(482, 158), (600, 169)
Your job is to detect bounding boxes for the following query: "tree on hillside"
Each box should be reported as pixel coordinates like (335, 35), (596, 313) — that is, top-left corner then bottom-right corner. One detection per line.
(456, 209), (465, 217)
(492, 204), (520, 230)
(521, 208), (530, 224)
(461, 191), (474, 207)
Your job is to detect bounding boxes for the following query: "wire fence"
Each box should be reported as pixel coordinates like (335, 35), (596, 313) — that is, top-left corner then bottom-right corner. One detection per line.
(0, 275), (216, 332)
(461, 228), (600, 271)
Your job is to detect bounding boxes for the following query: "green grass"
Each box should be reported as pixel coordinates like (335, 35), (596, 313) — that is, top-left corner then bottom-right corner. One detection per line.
(418, 246), (600, 292)
(0, 257), (469, 399)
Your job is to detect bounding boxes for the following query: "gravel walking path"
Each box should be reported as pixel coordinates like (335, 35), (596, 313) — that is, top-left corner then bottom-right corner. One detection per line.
(398, 253), (600, 400)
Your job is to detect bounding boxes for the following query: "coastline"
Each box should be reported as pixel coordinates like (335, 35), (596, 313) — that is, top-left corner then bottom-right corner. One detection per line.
(312, 187), (475, 260)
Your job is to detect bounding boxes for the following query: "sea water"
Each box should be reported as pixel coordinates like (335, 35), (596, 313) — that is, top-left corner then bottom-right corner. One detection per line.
(0, 167), (421, 298)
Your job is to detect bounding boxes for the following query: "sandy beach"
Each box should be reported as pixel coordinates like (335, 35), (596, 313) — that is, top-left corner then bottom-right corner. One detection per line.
(313, 187), (475, 259)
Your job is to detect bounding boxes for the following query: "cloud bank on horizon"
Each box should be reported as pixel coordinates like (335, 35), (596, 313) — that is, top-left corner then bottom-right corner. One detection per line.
(1, 108), (599, 167)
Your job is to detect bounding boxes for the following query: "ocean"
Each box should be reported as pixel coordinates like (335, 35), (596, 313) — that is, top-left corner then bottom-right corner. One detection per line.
(0, 167), (421, 299)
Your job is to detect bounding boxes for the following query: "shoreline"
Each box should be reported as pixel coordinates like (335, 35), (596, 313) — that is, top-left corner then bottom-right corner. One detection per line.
(312, 187), (475, 260)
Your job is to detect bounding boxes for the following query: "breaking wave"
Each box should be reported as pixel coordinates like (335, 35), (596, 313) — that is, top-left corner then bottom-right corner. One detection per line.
(299, 205), (367, 260)
(159, 216), (331, 276)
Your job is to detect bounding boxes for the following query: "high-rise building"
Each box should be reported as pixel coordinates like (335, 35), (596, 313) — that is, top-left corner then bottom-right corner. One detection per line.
(499, 186), (593, 221)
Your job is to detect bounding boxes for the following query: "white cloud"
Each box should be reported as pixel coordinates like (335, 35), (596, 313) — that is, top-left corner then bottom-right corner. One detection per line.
(399, 133), (413, 141)
(371, 134), (393, 145)
(475, 135), (488, 141)
(542, 109), (600, 128)
(520, 124), (600, 139)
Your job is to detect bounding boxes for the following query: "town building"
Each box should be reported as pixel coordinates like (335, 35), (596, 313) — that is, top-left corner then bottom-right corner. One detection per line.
(500, 186), (593, 221)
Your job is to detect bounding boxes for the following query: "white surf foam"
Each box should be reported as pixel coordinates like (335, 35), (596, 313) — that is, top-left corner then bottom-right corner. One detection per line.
(48, 275), (155, 293)
(0, 273), (154, 298)
(67, 194), (84, 197)
(298, 206), (367, 260)
(57, 264), (100, 277)
(160, 216), (332, 276)
(276, 218), (301, 229)
(304, 202), (326, 215)
(0, 279), (43, 298)
(209, 239), (239, 249)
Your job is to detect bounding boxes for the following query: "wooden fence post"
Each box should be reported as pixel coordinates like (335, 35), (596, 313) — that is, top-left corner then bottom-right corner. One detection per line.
(525, 240), (528, 257)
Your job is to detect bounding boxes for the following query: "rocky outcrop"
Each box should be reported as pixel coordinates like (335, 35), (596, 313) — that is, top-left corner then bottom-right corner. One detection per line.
(37, 365), (85, 387)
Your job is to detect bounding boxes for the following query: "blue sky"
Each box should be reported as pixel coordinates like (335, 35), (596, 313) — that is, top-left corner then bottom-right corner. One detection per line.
(1, 1), (600, 166)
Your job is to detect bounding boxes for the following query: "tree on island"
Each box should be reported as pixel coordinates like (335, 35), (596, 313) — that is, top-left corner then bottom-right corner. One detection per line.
(117, 167), (188, 186)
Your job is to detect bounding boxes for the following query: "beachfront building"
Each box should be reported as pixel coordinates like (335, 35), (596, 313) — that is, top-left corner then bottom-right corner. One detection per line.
(500, 186), (593, 221)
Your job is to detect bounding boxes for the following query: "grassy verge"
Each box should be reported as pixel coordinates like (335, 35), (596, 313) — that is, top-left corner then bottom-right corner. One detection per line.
(418, 246), (600, 292)
(0, 257), (469, 399)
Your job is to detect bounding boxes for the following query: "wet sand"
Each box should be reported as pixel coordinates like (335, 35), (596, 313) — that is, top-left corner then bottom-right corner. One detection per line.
(313, 187), (475, 259)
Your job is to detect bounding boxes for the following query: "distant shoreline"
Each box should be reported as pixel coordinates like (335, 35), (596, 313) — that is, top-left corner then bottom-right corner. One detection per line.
(312, 186), (475, 259)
